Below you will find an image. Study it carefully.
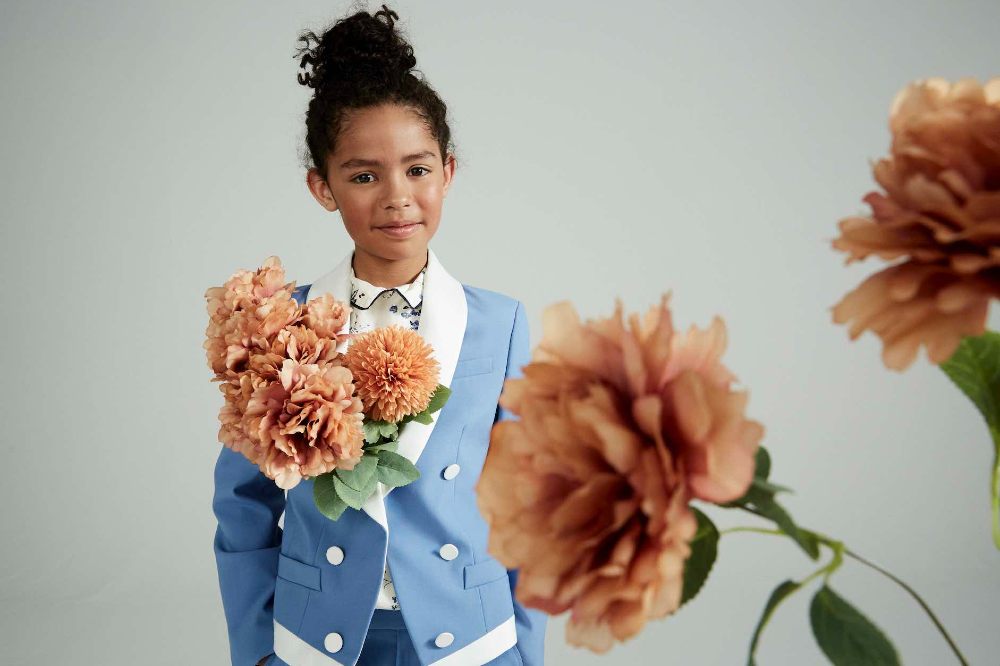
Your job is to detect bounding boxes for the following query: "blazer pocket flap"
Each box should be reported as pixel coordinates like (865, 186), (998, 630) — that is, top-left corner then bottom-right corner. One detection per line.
(464, 556), (508, 589)
(277, 552), (321, 591)
(453, 356), (493, 379)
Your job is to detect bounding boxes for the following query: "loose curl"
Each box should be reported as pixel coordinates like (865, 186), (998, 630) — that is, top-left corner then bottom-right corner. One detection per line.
(294, 4), (455, 179)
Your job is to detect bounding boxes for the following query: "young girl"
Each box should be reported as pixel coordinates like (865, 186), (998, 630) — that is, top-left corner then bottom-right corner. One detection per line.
(211, 5), (546, 665)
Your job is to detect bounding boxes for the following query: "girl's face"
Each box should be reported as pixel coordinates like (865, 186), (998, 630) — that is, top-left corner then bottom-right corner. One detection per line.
(307, 103), (455, 264)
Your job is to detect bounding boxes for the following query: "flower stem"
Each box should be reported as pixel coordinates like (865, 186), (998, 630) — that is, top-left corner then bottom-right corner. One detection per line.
(721, 519), (969, 665)
(840, 546), (968, 666)
(718, 526), (783, 537)
(990, 435), (1000, 549)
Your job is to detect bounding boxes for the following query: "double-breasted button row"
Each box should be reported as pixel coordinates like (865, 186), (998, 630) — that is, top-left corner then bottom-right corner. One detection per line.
(435, 538), (459, 648)
(324, 548), (346, 653)
(322, 532), (460, 653)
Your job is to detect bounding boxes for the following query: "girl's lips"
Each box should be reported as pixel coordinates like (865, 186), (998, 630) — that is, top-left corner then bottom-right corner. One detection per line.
(377, 222), (422, 239)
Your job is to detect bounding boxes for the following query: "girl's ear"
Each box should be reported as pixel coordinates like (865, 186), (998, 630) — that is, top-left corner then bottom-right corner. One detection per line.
(442, 154), (456, 197)
(306, 167), (339, 212)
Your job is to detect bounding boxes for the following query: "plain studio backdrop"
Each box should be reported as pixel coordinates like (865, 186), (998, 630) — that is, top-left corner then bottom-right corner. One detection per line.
(2, 1), (998, 664)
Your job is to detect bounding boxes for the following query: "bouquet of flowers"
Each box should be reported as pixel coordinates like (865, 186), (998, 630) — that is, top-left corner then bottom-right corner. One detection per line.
(203, 256), (451, 521)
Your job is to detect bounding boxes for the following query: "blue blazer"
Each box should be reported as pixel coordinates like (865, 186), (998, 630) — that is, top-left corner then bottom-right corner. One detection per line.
(212, 247), (547, 666)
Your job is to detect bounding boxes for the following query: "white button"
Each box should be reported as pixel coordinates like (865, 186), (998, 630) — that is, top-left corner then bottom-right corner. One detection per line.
(442, 464), (461, 480)
(435, 632), (455, 648)
(326, 546), (345, 565)
(324, 632), (343, 653)
(439, 544), (459, 561)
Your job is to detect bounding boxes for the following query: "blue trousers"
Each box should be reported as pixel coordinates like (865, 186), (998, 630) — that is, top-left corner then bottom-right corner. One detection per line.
(357, 609), (422, 666)
(267, 609), (522, 665)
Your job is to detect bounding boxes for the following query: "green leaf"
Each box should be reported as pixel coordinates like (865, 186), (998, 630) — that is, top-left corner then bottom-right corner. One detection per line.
(751, 477), (794, 496)
(334, 454), (378, 491)
(940, 331), (1000, 429)
(681, 506), (719, 607)
(754, 446), (772, 481)
(426, 384), (452, 414)
(939, 331), (1000, 549)
(809, 585), (900, 666)
(753, 497), (821, 560)
(366, 440), (399, 454)
(313, 473), (350, 521)
(363, 421), (382, 445)
(723, 483), (819, 560)
(411, 410), (434, 425)
(722, 447), (815, 559)
(376, 450), (421, 488)
(748, 579), (802, 666)
(378, 421), (399, 440)
(332, 475), (368, 509)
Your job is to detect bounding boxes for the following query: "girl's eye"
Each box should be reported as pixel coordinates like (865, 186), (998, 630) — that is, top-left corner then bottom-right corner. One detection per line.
(409, 166), (429, 176)
(351, 173), (374, 184)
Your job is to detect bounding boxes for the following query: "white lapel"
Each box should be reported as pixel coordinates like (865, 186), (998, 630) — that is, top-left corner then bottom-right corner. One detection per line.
(307, 246), (468, 526)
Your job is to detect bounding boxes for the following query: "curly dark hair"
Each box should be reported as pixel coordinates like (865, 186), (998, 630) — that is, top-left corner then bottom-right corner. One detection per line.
(294, 3), (454, 180)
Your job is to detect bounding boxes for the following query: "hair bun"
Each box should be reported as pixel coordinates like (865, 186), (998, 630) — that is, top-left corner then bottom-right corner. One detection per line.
(296, 4), (416, 95)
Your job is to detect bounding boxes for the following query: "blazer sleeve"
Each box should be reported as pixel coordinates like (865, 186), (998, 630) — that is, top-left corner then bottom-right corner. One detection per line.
(212, 445), (286, 666)
(495, 299), (548, 665)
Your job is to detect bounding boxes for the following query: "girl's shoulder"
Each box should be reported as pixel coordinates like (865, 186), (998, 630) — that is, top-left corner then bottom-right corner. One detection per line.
(461, 282), (520, 316)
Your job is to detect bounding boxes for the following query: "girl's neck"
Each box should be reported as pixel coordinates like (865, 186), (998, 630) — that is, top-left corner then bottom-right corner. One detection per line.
(352, 247), (428, 288)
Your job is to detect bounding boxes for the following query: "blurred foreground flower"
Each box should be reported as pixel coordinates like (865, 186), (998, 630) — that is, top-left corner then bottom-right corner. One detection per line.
(832, 76), (1000, 550)
(479, 293), (761, 652)
(831, 76), (1000, 371)
(480, 293), (967, 664)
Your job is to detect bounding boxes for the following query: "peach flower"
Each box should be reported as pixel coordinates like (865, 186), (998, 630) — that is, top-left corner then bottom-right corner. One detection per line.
(243, 359), (365, 490)
(342, 325), (441, 423)
(831, 77), (1000, 370)
(302, 292), (351, 342)
(204, 256), (359, 481)
(251, 325), (345, 382)
(204, 256), (301, 378)
(477, 293), (764, 652)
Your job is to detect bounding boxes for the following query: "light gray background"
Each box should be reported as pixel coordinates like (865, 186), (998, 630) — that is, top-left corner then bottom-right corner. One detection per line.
(2, 1), (998, 664)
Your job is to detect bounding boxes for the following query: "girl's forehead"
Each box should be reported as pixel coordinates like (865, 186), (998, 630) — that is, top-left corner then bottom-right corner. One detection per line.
(337, 104), (436, 152)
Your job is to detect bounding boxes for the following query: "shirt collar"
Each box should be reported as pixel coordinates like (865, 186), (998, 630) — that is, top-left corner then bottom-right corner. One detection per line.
(350, 264), (426, 309)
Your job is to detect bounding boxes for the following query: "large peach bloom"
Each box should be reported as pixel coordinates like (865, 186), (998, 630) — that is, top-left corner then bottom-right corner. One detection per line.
(204, 256), (302, 378)
(832, 77), (1000, 370)
(206, 257), (356, 474)
(243, 359), (365, 490)
(343, 325), (441, 423)
(478, 293), (763, 652)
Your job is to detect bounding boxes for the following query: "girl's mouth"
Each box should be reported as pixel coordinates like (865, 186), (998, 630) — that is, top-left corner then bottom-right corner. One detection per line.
(377, 222), (422, 238)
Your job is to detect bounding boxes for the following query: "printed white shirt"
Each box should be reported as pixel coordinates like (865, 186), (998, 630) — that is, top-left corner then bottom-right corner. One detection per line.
(348, 261), (426, 611)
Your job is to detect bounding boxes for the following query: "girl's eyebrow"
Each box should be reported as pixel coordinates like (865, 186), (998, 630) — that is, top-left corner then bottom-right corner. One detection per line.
(339, 151), (436, 169)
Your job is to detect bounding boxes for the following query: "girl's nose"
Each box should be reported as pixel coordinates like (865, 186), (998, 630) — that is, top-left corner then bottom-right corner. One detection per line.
(382, 174), (413, 209)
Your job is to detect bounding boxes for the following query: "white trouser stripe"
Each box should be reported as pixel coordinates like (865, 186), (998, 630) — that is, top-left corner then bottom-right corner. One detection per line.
(428, 614), (517, 666)
(273, 620), (345, 666)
